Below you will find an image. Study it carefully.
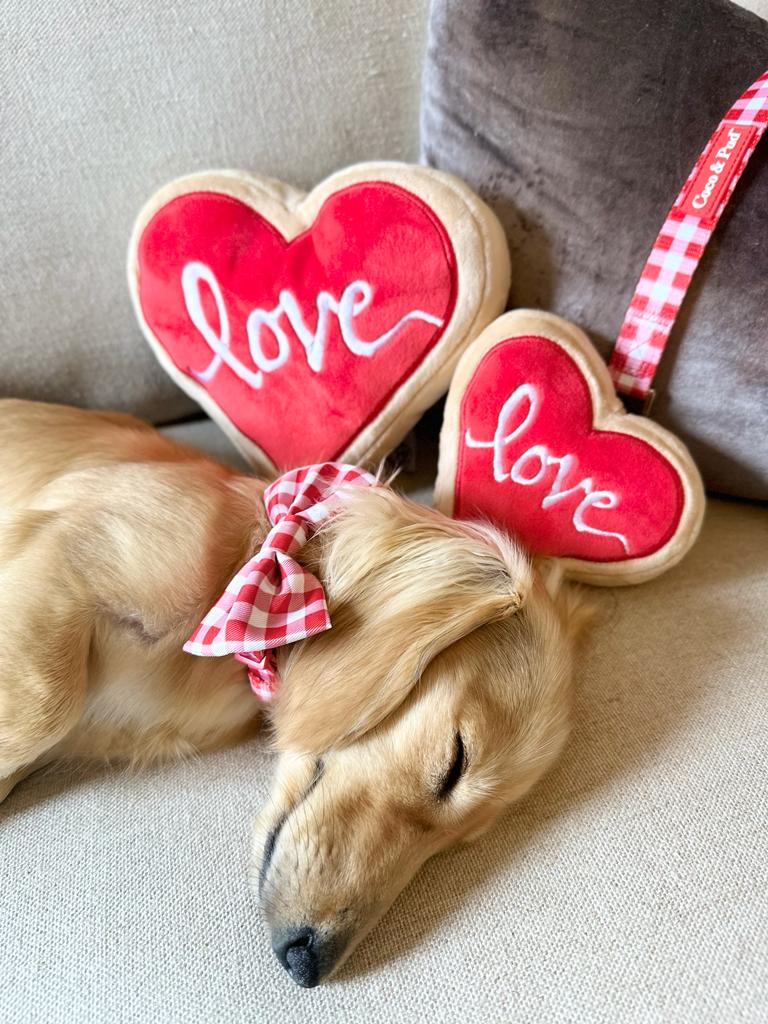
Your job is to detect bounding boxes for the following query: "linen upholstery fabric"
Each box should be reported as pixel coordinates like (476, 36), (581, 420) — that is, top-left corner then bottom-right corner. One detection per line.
(0, 0), (428, 423)
(1, 423), (766, 1022)
(420, 0), (768, 499)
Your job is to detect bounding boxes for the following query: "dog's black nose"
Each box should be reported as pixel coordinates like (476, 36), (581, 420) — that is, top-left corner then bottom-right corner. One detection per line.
(272, 926), (320, 988)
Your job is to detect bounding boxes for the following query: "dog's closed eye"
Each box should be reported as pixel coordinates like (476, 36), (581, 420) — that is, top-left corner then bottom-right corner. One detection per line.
(435, 732), (467, 801)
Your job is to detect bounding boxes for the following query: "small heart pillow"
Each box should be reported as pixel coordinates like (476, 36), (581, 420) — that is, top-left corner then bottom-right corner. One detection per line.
(128, 162), (510, 473)
(435, 311), (705, 585)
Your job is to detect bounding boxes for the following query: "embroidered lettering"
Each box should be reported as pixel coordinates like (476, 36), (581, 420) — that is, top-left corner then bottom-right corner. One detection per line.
(180, 262), (443, 388)
(465, 384), (631, 553)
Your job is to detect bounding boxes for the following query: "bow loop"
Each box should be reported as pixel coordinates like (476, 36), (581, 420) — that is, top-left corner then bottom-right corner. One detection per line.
(183, 462), (377, 699)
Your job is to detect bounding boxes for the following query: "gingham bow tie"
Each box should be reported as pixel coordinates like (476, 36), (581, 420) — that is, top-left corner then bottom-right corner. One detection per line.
(184, 462), (377, 700)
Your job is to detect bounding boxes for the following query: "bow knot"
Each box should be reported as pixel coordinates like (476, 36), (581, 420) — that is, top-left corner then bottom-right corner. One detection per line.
(184, 462), (377, 699)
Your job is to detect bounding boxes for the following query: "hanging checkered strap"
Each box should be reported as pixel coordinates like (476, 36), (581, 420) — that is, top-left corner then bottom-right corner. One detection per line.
(184, 462), (377, 700)
(608, 69), (768, 404)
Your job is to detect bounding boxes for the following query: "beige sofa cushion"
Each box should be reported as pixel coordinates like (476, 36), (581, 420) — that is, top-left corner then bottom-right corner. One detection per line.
(0, 0), (428, 422)
(1, 448), (766, 1021)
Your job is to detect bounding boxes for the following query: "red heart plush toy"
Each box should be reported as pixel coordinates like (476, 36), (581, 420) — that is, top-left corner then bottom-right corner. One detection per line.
(128, 163), (510, 473)
(435, 311), (705, 585)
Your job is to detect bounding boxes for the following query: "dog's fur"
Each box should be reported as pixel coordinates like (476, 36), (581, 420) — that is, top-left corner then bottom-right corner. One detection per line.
(0, 399), (587, 986)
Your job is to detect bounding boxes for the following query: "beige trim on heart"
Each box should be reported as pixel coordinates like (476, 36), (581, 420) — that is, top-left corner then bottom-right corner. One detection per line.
(435, 310), (706, 586)
(127, 162), (511, 476)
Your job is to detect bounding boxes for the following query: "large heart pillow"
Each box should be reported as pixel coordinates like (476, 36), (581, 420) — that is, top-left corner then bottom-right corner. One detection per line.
(128, 163), (510, 473)
(435, 311), (705, 585)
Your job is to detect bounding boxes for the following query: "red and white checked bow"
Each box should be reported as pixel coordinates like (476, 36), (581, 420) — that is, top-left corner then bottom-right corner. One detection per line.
(609, 69), (768, 403)
(184, 462), (377, 700)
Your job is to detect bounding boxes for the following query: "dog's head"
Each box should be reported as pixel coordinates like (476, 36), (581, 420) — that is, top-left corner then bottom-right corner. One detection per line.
(252, 487), (587, 986)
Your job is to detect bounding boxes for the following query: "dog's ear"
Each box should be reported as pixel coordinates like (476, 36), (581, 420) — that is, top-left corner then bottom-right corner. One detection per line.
(270, 489), (533, 753)
(534, 556), (596, 645)
(534, 556), (564, 600)
(552, 583), (598, 645)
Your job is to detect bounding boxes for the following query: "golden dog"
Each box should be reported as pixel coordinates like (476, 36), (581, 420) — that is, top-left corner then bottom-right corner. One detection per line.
(0, 399), (587, 986)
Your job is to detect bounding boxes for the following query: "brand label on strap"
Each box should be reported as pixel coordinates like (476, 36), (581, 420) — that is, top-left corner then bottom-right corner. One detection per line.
(679, 122), (758, 221)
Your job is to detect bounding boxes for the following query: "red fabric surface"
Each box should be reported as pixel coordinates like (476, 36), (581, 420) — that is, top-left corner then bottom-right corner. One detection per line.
(137, 184), (457, 469)
(454, 336), (685, 562)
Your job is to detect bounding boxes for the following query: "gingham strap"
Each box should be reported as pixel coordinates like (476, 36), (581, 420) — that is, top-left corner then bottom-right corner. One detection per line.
(184, 462), (377, 700)
(609, 69), (768, 401)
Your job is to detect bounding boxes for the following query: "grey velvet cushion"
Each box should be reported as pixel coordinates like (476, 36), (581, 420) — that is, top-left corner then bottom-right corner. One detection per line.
(0, 0), (428, 424)
(421, 0), (768, 500)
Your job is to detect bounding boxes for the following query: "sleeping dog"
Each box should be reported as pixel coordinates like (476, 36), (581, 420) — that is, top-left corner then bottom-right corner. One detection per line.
(0, 399), (588, 986)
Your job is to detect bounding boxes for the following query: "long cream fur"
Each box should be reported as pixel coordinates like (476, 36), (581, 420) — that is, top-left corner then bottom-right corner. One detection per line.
(0, 399), (589, 984)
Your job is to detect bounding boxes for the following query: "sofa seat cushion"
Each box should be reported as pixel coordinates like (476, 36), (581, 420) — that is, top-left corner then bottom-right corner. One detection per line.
(2, 472), (766, 1021)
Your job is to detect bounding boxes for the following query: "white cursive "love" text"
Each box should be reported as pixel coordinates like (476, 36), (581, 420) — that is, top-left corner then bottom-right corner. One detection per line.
(180, 261), (444, 389)
(465, 384), (631, 553)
